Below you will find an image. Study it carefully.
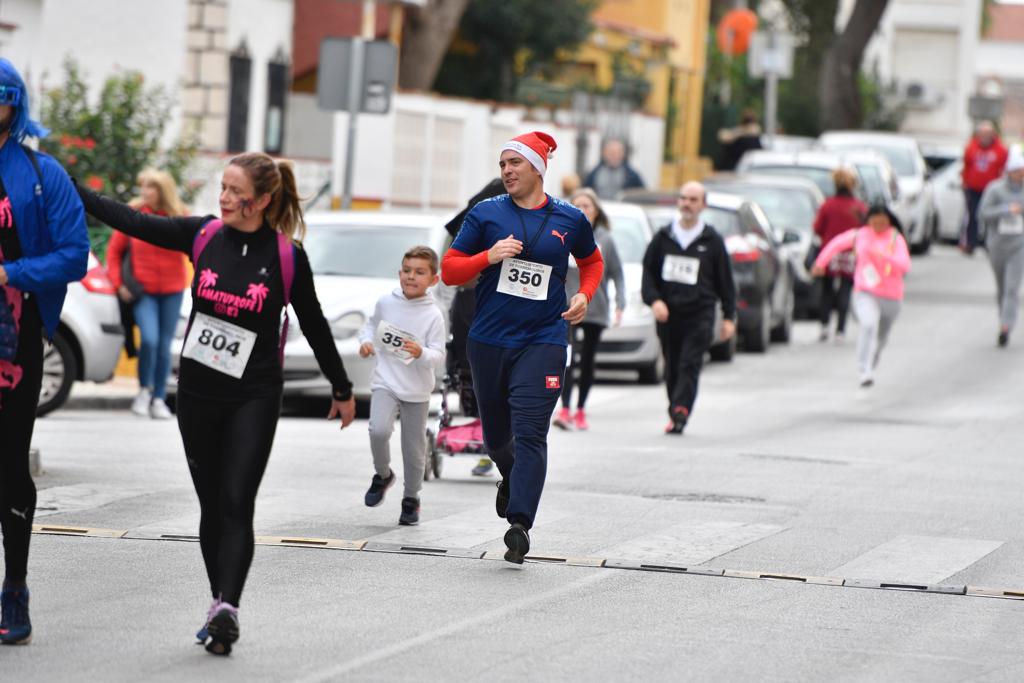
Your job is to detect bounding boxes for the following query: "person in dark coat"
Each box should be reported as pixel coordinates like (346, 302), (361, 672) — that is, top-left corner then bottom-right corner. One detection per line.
(583, 139), (645, 199)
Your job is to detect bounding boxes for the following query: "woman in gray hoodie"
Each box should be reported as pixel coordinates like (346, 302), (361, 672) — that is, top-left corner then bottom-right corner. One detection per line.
(554, 188), (626, 430)
(979, 147), (1024, 347)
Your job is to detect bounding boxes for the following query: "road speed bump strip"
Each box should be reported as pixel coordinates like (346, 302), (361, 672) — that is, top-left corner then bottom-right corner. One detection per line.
(256, 536), (364, 551)
(32, 524), (1024, 602)
(32, 524), (126, 538)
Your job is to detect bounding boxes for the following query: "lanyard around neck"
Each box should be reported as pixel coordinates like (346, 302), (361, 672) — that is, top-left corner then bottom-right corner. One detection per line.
(515, 202), (554, 259)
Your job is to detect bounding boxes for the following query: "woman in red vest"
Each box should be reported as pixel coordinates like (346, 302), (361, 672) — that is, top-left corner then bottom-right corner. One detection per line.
(813, 168), (867, 342)
(106, 169), (189, 418)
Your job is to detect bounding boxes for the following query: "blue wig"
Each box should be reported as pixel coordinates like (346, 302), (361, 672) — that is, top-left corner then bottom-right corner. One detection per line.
(0, 58), (49, 142)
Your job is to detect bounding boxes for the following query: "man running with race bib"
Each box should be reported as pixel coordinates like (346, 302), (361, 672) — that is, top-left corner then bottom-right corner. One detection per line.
(441, 132), (604, 564)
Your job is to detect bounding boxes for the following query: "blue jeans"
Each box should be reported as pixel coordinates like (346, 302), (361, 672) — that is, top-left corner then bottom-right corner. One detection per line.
(133, 291), (184, 400)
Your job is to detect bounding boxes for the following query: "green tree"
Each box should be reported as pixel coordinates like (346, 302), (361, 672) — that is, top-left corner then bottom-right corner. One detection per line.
(432, 0), (598, 102)
(39, 59), (198, 258)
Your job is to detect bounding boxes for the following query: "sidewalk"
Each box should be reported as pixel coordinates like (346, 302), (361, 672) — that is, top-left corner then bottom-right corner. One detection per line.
(66, 375), (139, 411)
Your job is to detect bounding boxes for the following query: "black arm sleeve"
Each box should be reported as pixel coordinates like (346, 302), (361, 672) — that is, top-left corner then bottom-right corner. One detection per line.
(715, 236), (738, 320)
(290, 247), (353, 400)
(75, 182), (208, 254)
(640, 238), (663, 306)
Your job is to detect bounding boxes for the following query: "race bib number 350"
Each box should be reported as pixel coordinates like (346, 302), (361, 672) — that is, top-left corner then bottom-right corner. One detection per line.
(662, 255), (700, 285)
(376, 320), (421, 365)
(497, 258), (552, 301)
(182, 312), (257, 378)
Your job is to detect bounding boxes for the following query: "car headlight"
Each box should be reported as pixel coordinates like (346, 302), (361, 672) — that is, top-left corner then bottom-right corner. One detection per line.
(331, 311), (365, 340)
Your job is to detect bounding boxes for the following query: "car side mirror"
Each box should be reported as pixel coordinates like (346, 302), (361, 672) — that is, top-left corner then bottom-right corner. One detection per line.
(782, 229), (802, 244)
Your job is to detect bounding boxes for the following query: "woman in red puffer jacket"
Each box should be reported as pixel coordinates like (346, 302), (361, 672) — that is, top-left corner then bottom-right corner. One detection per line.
(106, 169), (189, 419)
(813, 168), (867, 343)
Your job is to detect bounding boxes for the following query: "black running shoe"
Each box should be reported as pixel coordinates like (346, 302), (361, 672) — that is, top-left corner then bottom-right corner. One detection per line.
(205, 604), (239, 656)
(364, 469), (395, 507)
(495, 480), (510, 519)
(399, 497), (420, 526)
(503, 523), (530, 564)
(0, 587), (31, 645)
(998, 330), (1009, 347)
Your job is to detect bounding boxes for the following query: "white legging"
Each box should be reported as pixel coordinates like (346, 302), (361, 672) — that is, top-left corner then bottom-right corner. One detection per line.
(852, 290), (901, 379)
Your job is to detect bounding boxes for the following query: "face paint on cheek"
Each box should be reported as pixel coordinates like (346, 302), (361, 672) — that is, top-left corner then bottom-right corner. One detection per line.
(239, 198), (253, 217)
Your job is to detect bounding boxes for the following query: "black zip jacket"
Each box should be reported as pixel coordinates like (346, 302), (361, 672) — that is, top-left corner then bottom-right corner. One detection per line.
(641, 223), (737, 320)
(76, 185), (352, 402)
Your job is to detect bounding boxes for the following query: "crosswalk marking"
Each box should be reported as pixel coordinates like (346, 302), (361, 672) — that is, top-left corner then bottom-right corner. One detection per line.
(831, 535), (1003, 584)
(599, 520), (785, 565)
(365, 507), (567, 549)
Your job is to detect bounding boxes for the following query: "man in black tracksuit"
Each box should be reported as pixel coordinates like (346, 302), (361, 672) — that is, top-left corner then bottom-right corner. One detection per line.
(641, 181), (736, 434)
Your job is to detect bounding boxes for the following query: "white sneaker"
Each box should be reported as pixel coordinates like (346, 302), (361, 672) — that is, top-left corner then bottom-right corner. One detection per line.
(150, 399), (173, 420)
(131, 389), (152, 417)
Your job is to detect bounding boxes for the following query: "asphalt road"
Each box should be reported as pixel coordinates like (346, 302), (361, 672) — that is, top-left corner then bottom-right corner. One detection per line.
(8, 245), (1024, 682)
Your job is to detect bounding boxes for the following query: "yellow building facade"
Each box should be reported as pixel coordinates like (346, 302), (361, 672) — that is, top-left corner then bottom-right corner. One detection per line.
(584, 0), (711, 187)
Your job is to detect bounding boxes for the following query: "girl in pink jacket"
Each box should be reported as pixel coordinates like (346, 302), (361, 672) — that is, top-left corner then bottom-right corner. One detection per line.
(812, 205), (911, 387)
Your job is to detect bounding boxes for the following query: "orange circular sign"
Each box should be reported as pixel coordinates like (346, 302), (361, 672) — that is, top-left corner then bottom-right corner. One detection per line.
(716, 8), (759, 56)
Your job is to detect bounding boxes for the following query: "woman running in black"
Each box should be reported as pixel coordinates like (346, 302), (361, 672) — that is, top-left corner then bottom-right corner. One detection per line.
(77, 152), (355, 656)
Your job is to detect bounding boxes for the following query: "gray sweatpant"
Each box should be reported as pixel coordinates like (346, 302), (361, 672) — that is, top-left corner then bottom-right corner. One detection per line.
(987, 235), (1024, 332)
(368, 388), (429, 500)
(852, 290), (901, 380)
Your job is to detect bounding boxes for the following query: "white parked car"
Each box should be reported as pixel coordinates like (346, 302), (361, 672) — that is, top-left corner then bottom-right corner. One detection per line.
(169, 212), (450, 401)
(930, 160), (966, 243)
(817, 131), (935, 253)
(37, 251), (124, 415)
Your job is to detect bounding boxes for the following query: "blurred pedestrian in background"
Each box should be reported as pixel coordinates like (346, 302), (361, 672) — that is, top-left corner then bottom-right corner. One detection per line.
(584, 139), (645, 200)
(813, 168), (867, 342)
(978, 146), (1024, 347)
(813, 205), (910, 387)
(717, 109), (763, 171)
(961, 120), (1008, 255)
(105, 168), (189, 419)
(553, 188), (625, 431)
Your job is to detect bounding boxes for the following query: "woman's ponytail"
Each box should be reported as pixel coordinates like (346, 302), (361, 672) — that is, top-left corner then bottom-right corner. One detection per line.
(228, 152), (306, 241)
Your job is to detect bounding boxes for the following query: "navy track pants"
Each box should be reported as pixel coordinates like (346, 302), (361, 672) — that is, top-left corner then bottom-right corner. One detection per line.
(467, 338), (565, 529)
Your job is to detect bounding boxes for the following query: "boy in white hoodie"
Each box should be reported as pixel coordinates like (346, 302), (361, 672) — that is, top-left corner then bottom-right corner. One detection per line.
(359, 246), (447, 525)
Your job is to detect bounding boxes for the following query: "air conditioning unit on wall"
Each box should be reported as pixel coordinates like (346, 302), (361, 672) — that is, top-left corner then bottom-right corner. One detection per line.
(902, 81), (946, 110)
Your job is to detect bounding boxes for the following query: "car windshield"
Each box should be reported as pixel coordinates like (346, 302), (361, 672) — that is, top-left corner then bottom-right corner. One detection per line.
(746, 165), (834, 196)
(828, 143), (917, 176)
(304, 225), (434, 278)
(854, 163), (888, 203)
(700, 207), (741, 236)
(716, 186), (816, 231)
(605, 214), (649, 263)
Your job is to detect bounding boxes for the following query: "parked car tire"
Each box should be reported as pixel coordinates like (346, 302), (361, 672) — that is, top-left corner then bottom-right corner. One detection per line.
(709, 334), (736, 362)
(744, 302), (771, 353)
(37, 331), (78, 417)
(637, 355), (664, 385)
(770, 288), (795, 343)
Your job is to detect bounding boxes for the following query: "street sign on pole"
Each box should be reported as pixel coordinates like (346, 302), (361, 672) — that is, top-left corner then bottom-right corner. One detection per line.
(748, 30), (794, 150)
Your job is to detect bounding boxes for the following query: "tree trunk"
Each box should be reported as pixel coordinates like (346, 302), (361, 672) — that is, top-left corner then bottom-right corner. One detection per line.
(398, 0), (473, 91)
(819, 0), (891, 130)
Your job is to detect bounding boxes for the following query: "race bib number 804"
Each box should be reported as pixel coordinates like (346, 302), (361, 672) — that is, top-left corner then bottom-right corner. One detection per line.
(182, 312), (257, 378)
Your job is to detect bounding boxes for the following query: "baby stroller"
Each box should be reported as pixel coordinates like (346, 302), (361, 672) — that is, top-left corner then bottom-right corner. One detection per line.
(424, 370), (486, 480)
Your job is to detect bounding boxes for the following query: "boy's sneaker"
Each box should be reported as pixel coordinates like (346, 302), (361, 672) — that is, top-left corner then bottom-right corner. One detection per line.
(399, 497), (420, 526)
(0, 587), (31, 645)
(503, 523), (530, 564)
(150, 399), (173, 420)
(131, 388), (152, 417)
(205, 603), (239, 656)
(552, 407), (572, 430)
(471, 458), (494, 476)
(195, 597), (222, 644)
(573, 409), (589, 431)
(364, 469), (395, 507)
(495, 479), (510, 519)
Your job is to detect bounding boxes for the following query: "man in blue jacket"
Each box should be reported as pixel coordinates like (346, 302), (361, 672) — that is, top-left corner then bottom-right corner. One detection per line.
(0, 58), (89, 645)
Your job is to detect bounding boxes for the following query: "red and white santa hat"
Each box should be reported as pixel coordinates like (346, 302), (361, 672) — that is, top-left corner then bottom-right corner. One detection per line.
(501, 131), (558, 177)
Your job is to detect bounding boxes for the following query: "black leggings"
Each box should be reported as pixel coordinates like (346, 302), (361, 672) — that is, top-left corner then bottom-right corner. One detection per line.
(819, 276), (854, 333)
(176, 391), (282, 606)
(0, 302), (43, 585)
(562, 322), (604, 410)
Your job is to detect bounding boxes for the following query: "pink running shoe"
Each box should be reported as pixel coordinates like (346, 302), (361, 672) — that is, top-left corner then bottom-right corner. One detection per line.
(573, 409), (589, 431)
(553, 407), (572, 430)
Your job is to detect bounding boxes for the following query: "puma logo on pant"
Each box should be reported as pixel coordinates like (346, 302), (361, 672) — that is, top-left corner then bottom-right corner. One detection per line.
(10, 507), (29, 521)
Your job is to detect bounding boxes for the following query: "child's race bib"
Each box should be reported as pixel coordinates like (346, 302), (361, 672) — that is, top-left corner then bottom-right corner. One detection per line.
(861, 263), (881, 289)
(998, 214), (1024, 236)
(376, 320), (421, 365)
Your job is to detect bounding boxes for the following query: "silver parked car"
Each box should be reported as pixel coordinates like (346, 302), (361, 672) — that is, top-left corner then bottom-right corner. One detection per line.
(170, 212), (450, 401)
(37, 250), (124, 415)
